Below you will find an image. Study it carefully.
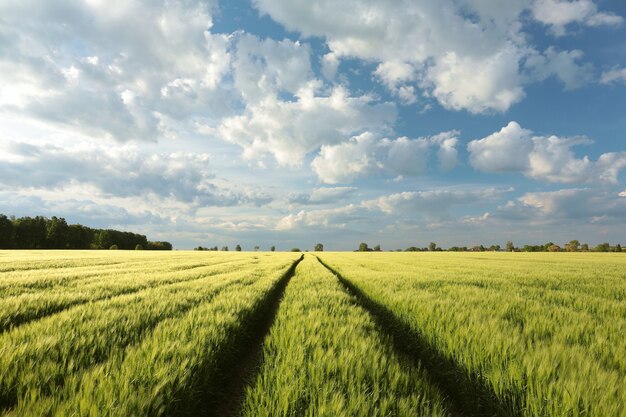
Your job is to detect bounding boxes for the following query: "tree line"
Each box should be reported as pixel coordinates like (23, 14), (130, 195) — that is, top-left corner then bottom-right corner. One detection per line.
(358, 240), (624, 253)
(0, 214), (172, 250)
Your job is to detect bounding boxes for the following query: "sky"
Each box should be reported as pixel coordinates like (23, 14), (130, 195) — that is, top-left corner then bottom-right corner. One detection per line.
(1, 0), (626, 250)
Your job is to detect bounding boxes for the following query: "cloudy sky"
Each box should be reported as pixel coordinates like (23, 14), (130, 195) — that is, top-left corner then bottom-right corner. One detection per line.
(1, 0), (626, 250)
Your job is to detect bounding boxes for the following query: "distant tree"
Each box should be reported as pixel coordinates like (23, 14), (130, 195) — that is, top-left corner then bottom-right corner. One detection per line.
(429, 242), (437, 252)
(13, 216), (47, 249)
(314, 243), (324, 251)
(373, 244), (381, 252)
(235, 244), (242, 252)
(615, 243), (622, 253)
(595, 242), (610, 252)
(254, 245), (260, 251)
(405, 246), (420, 252)
(270, 246), (275, 252)
(291, 248), (301, 252)
(66, 224), (93, 249)
(135, 244), (144, 250)
(109, 244), (119, 250)
(46, 216), (69, 248)
(581, 243), (589, 251)
(0, 215), (13, 249)
(147, 241), (173, 250)
(547, 244), (561, 252)
(506, 241), (515, 252)
(221, 246), (229, 251)
(565, 240), (580, 252)
(358, 242), (369, 252)
(488, 245), (501, 252)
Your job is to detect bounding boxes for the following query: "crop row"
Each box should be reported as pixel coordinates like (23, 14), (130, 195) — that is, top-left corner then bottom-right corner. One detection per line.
(0, 255), (265, 332)
(240, 255), (451, 417)
(318, 252), (626, 417)
(1, 253), (300, 416)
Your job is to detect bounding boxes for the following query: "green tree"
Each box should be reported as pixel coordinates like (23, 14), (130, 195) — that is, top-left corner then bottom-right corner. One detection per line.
(46, 216), (69, 248)
(235, 244), (242, 251)
(373, 244), (381, 252)
(595, 242), (610, 252)
(0, 215), (13, 249)
(221, 246), (229, 251)
(565, 240), (580, 252)
(291, 248), (301, 252)
(109, 244), (119, 250)
(270, 246), (275, 252)
(547, 244), (561, 252)
(314, 243), (324, 251)
(429, 242), (437, 252)
(358, 242), (369, 252)
(506, 241), (515, 252)
(254, 245), (260, 251)
(135, 244), (144, 250)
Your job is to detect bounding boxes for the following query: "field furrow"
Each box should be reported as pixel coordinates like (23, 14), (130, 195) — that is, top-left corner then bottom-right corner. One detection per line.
(239, 254), (451, 417)
(318, 252), (626, 417)
(0, 257), (257, 332)
(5, 255), (302, 417)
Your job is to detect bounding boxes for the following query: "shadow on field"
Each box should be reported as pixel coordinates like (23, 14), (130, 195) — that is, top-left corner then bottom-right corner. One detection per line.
(315, 256), (525, 417)
(203, 254), (304, 417)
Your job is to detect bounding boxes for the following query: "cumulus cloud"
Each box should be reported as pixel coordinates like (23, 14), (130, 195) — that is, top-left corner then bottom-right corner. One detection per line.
(0, 193), (166, 228)
(532, 0), (623, 36)
(468, 122), (626, 184)
(600, 67), (626, 85)
(253, 0), (602, 113)
(311, 132), (382, 184)
(0, 140), (272, 207)
(276, 187), (509, 230)
(524, 47), (594, 90)
(218, 82), (397, 166)
(497, 188), (626, 225)
(374, 61), (417, 104)
(288, 187), (357, 205)
(311, 131), (460, 184)
(0, 0), (233, 141)
(232, 34), (313, 103)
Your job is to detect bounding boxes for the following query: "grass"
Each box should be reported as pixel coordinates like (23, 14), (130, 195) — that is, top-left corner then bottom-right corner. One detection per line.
(1, 250), (624, 416)
(318, 252), (626, 417)
(240, 255), (450, 417)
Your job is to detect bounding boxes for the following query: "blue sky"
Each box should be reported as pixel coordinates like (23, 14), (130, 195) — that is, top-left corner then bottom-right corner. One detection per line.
(1, 0), (625, 250)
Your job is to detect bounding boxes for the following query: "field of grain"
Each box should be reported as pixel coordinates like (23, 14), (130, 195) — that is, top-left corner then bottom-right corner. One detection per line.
(1, 250), (625, 416)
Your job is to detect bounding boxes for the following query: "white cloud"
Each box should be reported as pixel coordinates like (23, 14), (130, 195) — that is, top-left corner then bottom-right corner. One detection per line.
(468, 122), (626, 184)
(218, 82), (397, 166)
(497, 188), (626, 225)
(253, 0), (599, 113)
(311, 131), (460, 184)
(232, 34), (313, 103)
(374, 61), (417, 104)
(525, 47), (594, 90)
(277, 187), (509, 230)
(288, 187), (357, 205)
(0, 0), (232, 141)
(0, 140), (271, 207)
(468, 122), (534, 173)
(424, 47), (526, 113)
(601, 67), (626, 85)
(311, 132), (381, 184)
(532, 0), (623, 36)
